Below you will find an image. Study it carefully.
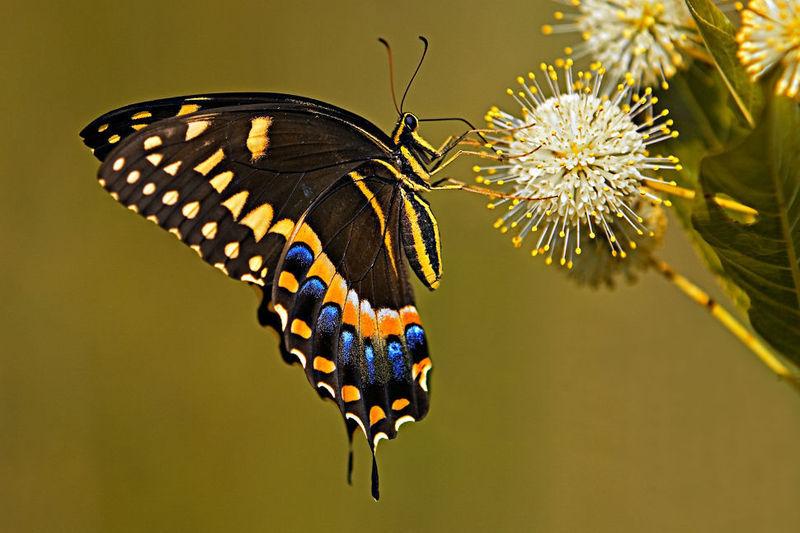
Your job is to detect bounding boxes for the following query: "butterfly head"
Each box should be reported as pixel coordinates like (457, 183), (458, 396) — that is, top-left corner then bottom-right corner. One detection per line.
(390, 113), (442, 192)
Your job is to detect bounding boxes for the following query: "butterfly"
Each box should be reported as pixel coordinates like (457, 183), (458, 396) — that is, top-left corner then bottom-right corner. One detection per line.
(79, 88), (463, 499)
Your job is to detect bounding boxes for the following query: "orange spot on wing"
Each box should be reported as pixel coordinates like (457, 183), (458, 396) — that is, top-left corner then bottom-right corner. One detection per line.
(369, 406), (386, 426)
(412, 357), (432, 380)
(290, 319), (312, 339)
(392, 398), (410, 411)
(307, 252), (335, 283)
(278, 271), (299, 293)
(342, 385), (361, 403)
(323, 274), (347, 308)
(313, 357), (335, 373)
(377, 309), (403, 337)
(400, 305), (421, 327)
(342, 290), (359, 326)
(294, 223), (322, 256)
(359, 301), (376, 338)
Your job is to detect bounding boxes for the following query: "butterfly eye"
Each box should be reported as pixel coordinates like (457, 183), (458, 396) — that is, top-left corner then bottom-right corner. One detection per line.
(404, 114), (418, 131)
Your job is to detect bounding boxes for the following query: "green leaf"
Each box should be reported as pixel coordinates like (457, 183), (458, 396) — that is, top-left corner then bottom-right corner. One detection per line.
(692, 93), (800, 364)
(657, 63), (751, 311)
(684, 0), (764, 128)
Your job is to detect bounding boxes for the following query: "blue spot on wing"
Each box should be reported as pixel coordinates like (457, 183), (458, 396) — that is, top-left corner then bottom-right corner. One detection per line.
(299, 278), (326, 300)
(285, 244), (314, 272)
(340, 329), (355, 365)
(388, 340), (406, 379)
(406, 325), (426, 352)
(318, 305), (340, 336)
(365, 343), (375, 383)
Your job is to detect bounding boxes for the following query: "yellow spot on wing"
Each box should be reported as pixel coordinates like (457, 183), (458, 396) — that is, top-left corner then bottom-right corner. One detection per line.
(97, 123), (109, 132)
(239, 203), (274, 242)
(126, 170), (140, 184)
(142, 183), (156, 195)
(163, 161), (181, 176)
(248, 255), (262, 271)
(201, 221), (218, 239)
(146, 153), (163, 166)
(224, 242), (240, 259)
(162, 190), (179, 205)
(290, 348), (306, 367)
(144, 136), (162, 150)
(185, 120), (209, 140)
(209, 170), (233, 193)
(240, 273), (264, 286)
(182, 201), (200, 218)
(177, 104), (200, 116)
(132, 111), (152, 119)
(194, 148), (225, 176)
(112, 157), (125, 171)
(108, 134), (121, 144)
(317, 382), (336, 399)
(269, 218), (295, 239)
(275, 304), (289, 330)
(246, 116), (272, 161)
(222, 190), (248, 219)
(131, 124), (147, 131)
(351, 173), (397, 275)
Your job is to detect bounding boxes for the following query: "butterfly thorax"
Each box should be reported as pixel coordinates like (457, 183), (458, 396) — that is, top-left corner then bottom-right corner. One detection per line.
(386, 113), (439, 193)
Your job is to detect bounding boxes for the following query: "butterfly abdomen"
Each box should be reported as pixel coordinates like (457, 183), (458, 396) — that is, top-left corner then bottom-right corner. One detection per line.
(399, 189), (442, 290)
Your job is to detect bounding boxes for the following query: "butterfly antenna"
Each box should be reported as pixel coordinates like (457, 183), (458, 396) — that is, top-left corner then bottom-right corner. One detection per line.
(378, 38), (401, 116)
(400, 36), (429, 114)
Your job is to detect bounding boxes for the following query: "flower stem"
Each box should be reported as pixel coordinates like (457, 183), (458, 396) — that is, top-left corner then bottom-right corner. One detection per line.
(650, 256), (800, 393)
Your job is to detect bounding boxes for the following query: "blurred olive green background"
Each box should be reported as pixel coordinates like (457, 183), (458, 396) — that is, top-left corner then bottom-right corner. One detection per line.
(2, 1), (799, 531)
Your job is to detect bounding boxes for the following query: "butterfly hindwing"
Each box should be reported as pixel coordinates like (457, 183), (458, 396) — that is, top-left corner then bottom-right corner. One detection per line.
(271, 165), (431, 440)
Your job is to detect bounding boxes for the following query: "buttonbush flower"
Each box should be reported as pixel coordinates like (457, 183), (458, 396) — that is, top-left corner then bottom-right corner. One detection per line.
(565, 199), (667, 287)
(736, 0), (800, 99)
(542, 0), (707, 88)
(475, 61), (680, 269)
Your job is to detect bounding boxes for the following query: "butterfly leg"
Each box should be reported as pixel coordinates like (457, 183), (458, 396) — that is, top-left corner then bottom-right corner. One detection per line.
(430, 177), (554, 202)
(429, 148), (503, 177)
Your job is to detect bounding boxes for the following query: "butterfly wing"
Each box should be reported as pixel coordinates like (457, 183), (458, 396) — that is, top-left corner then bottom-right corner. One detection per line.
(80, 92), (393, 161)
(82, 97), (432, 498)
(268, 163), (431, 499)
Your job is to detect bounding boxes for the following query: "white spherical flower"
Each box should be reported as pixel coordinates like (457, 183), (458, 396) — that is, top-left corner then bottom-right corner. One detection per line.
(566, 199), (667, 288)
(542, 0), (706, 88)
(736, 0), (800, 99)
(476, 62), (680, 268)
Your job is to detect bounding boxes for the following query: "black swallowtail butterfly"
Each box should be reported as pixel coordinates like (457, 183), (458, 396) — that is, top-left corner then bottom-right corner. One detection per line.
(80, 89), (455, 499)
